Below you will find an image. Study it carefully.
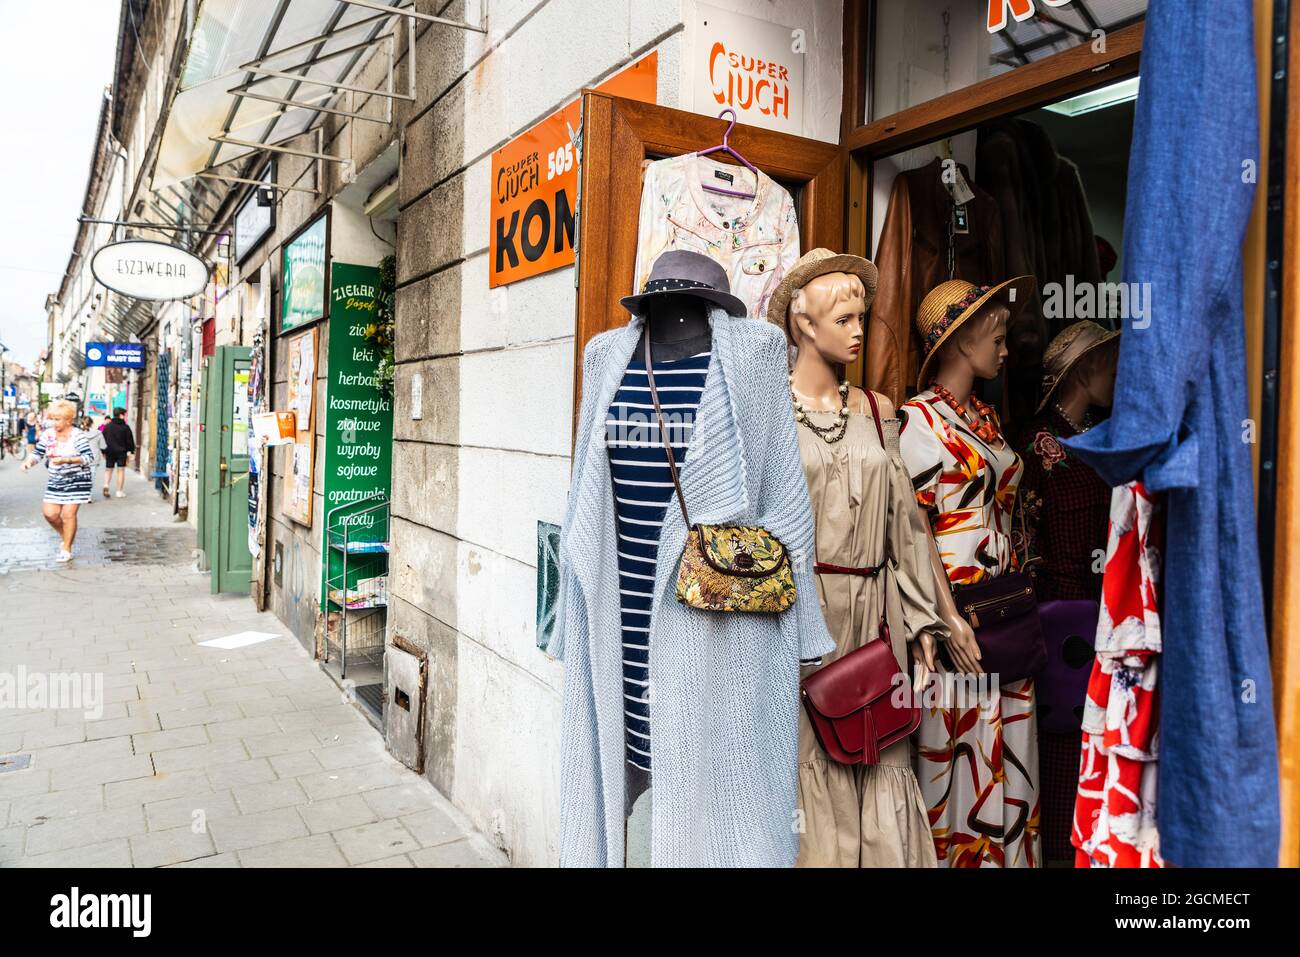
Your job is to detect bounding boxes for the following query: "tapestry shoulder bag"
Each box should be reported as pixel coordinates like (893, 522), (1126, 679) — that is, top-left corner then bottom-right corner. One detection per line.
(642, 332), (796, 614)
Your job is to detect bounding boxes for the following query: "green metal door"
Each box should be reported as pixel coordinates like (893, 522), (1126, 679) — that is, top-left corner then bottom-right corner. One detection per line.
(202, 346), (253, 594)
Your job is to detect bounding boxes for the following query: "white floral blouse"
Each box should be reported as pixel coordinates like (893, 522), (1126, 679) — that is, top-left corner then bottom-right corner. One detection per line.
(633, 154), (800, 322)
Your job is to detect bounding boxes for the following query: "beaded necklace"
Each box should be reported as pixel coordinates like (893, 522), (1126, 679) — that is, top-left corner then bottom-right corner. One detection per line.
(791, 376), (850, 444)
(929, 382), (1001, 444)
(1053, 401), (1094, 434)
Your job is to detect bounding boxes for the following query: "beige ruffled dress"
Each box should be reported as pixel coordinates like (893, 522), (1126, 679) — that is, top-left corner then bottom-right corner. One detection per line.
(795, 408), (948, 868)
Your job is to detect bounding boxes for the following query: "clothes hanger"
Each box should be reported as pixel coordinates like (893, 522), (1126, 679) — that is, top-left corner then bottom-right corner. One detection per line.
(694, 108), (758, 200)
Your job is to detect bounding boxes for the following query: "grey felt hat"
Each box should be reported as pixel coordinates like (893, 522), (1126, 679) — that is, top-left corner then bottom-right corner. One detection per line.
(620, 249), (747, 318)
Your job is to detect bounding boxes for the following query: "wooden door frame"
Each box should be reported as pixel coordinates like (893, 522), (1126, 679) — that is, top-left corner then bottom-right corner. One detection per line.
(572, 91), (845, 428)
(1270, 0), (1300, 870)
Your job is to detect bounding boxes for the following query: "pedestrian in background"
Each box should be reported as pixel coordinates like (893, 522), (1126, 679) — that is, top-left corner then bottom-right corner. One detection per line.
(101, 407), (135, 498)
(21, 399), (94, 562)
(79, 416), (101, 503)
(24, 412), (38, 457)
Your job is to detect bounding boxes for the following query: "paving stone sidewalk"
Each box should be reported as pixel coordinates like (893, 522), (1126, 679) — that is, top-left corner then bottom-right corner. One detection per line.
(0, 459), (504, 868)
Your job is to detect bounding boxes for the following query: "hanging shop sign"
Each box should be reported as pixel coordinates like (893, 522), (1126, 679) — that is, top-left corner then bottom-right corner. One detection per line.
(489, 52), (657, 288)
(90, 240), (209, 301)
(691, 3), (804, 135)
(281, 213), (328, 332)
(319, 262), (393, 602)
(234, 161), (276, 264)
(84, 341), (146, 369)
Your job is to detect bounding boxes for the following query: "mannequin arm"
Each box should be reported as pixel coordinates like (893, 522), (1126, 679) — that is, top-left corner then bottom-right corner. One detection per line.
(918, 509), (981, 674)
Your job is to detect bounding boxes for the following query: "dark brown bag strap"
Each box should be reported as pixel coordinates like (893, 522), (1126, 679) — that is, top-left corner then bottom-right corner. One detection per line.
(863, 388), (894, 572)
(864, 388), (885, 447)
(643, 331), (692, 528)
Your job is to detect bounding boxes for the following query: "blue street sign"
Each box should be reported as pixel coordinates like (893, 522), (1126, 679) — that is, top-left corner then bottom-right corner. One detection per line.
(85, 342), (145, 369)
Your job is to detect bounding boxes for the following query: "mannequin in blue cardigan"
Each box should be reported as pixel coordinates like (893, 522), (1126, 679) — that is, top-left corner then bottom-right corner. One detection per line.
(552, 249), (836, 866)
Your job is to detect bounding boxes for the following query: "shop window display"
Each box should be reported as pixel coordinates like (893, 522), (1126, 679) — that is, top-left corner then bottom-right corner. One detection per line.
(554, 0), (1281, 871)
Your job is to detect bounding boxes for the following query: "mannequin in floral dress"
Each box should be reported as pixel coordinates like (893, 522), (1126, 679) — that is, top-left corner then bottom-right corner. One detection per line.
(897, 277), (1042, 868)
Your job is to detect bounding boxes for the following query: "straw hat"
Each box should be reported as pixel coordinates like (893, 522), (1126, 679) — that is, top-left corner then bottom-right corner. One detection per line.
(1036, 320), (1120, 413)
(766, 248), (879, 337)
(914, 276), (1036, 390)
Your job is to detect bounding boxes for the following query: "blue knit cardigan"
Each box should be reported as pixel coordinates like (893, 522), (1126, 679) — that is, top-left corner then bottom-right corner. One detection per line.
(548, 310), (835, 867)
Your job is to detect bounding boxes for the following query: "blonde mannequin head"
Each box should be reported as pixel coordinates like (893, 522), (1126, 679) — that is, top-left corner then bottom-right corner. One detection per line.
(788, 271), (867, 366)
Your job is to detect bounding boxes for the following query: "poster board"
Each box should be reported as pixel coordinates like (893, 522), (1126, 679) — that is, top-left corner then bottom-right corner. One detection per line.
(235, 161), (276, 264)
(281, 212), (329, 332)
(280, 326), (317, 526)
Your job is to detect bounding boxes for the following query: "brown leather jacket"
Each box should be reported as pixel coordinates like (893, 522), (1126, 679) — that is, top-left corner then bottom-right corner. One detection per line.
(868, 158), (1005, 406)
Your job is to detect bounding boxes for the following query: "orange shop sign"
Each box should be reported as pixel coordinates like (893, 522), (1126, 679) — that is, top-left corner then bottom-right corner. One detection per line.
(489, 53), (657, 288)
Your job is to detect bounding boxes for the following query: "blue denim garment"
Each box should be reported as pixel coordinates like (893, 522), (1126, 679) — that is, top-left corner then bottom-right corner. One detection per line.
(1063, 0), (1280, 866)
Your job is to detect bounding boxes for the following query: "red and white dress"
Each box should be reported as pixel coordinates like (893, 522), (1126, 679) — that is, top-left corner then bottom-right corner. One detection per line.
(1072, 481), (1164, 868)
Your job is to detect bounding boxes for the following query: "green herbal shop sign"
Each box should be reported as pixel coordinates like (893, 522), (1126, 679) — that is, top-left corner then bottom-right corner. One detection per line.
(320, 262), (393, 603)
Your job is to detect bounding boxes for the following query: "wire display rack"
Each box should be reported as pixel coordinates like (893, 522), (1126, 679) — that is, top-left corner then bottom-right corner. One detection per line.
(323, 493), (390, 689)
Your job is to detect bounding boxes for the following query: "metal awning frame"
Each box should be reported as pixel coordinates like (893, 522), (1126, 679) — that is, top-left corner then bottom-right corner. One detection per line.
(209, 126), (346, 167)
(193, 170), (319, 194)
(187, 128), (328, 200)
(342, 0), (485, 35)
(153, 2), (491, 211)
(230, 14), (409, 123)
(222, 0), (489, 122)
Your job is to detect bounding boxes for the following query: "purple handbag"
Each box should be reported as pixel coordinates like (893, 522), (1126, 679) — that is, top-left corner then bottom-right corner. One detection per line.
(1035, 599), (1099, 733)
(949, 571), (1047, 684)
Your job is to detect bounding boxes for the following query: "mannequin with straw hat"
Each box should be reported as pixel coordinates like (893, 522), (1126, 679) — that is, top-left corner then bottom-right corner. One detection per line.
(768, 249), (950, 868)
(896, 275), (1043, 867)
(1013, 320), (1118, 866)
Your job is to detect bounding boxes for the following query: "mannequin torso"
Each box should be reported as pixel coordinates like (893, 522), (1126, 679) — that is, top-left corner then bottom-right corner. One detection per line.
(643, 295), (712, 361)
(781, 265), (946, 868)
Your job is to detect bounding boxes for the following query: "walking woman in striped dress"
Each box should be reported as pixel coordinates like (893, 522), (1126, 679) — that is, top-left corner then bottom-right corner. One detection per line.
(21, 399), (95, 563)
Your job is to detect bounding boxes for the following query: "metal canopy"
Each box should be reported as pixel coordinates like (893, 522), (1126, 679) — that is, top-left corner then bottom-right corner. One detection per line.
(153, 1), (485, 193)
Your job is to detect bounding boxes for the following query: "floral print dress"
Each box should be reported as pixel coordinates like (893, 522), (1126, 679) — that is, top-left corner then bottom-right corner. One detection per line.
(898, 391), (1041, 868)
(633, 154), (800, 322)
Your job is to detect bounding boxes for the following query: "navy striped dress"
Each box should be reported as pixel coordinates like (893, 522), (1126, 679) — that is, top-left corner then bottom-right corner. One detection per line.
(35, 428), (96, 505)
(605, 347), (711, 772)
